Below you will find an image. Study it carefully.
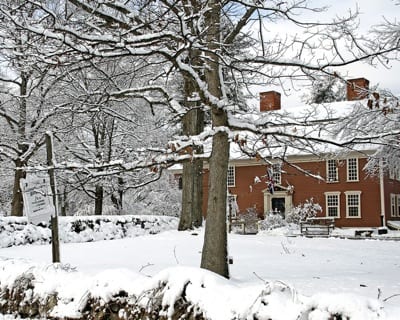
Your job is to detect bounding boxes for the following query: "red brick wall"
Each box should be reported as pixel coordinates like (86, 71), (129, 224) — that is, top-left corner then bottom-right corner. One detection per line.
(383, 174), (400, 223)
(200, 157), (400, 228)
(284, 158), (382, 227)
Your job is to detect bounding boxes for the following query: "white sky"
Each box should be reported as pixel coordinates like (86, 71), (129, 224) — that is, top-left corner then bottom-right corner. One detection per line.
(264, 0), (400, 108)
(323, 0), (399, 88)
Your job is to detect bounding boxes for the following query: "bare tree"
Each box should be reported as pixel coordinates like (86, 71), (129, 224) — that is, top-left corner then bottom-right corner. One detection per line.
(52, 57), (176, 216)
(2, 0), (399, 278)
(0, 4), (74, 215)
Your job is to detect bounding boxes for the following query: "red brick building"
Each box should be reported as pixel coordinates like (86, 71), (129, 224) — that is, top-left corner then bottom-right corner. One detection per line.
(202, 152), (400, 228)
(176, 78), (400, 228)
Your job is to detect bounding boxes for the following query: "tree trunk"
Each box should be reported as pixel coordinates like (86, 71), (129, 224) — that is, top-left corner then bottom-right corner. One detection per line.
(200, 122), (229, 278)
(60, 186), (68, 216)
(200, 0), (230, 278)
(10, 159), (26, 216)
(192, 157), (203, 227)
(11, 72), (28, 217)
(179, 161), (195, 230)
(94, 184), (103, 215)
(117, 176), (124, 211)
(178, 154), (204, 230)
(111, 177), (123, 212)
(178, 75), (204, 230)
(93, 120), (108, 216)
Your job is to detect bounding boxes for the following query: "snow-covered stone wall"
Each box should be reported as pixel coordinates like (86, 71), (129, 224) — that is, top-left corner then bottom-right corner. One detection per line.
(0, 261), (390, 320)
(0, 215), (178, 248)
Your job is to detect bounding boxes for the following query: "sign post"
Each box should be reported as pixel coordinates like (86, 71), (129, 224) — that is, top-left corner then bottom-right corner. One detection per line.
(20, 132), (61, 263)
(46, 132), (60, 263)
(20, 175), (54, 225)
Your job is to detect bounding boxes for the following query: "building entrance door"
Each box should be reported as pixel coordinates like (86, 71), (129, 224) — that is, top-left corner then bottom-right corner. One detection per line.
(263, 190), (293, 218)
(271, 197), (286, 216)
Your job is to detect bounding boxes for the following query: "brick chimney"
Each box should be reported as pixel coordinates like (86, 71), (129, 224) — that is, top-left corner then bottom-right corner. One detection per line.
(260, 91), (281, 111)
(347, 78), (369, 101)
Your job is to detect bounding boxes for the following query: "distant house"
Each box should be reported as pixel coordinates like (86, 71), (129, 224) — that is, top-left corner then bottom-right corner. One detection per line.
(175, 78), (400, 228)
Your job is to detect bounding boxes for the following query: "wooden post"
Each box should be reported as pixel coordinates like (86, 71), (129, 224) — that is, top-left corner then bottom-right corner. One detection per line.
(46, 132), (60, 263)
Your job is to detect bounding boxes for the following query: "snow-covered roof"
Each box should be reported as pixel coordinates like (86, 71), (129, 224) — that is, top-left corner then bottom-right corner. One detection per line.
(169, 95), (393, 172)
(228, 98), (379, 161)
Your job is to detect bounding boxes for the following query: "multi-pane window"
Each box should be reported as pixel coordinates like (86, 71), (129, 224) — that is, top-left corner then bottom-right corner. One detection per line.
(391, 194), (397, 217)
(389, 167), (400, 181)
(389, 168), (395, 180)
(272, 163), (282, 185)
(227, 194), (238, 218)
(325, 192), (340, 218)
(397, 195), (400, 217)
(327, 160), (338, 182)
(227, 165), (235, 187)
(392, 194), (400, 217)
(345, 191), (361, 218)
(347, 158), (359, 182)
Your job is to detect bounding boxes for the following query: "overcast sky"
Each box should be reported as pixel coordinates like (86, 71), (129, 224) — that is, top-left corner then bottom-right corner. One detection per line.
(328, 0), (399, 89)
(264, 0), (400, 108)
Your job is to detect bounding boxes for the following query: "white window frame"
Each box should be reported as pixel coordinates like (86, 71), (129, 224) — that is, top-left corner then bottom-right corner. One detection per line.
(390, 194), (397, 217)
(324, 192), (341, 218)
(344, 191), (362, 218)
(227, 194), (238, 218)
(389, 167), (400, 181)
(389, 167), (395, 180)
(397, 195), (400, 217)
(272, 163), (282, 185)
(326, 160), (338, 183)
(347, 158), (359, 182)
(392, 194), (400, 217)
(227, 165), (235, 187)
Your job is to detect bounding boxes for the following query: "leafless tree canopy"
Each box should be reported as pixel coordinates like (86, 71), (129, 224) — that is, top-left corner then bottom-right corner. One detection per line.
(0, 0), (399, 276)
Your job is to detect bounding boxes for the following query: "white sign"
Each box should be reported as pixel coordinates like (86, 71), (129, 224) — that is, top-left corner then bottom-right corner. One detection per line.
(20, 174), (55, 225)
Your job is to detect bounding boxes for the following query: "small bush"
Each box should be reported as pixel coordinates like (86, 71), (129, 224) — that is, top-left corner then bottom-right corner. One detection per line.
(239, 208), (260, 233)
(258, 213), (287, 231)
(286, 198), (322, 224)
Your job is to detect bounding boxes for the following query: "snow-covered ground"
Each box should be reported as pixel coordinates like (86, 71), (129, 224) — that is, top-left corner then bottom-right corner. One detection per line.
(2, 228), (400, 299)
(1, 218), (400, 319)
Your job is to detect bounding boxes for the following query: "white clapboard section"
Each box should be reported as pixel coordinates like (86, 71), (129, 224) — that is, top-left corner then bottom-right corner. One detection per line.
(20, 174), (54, 225)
